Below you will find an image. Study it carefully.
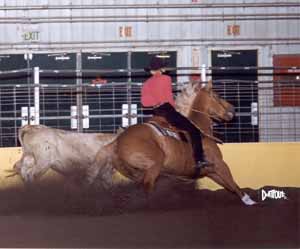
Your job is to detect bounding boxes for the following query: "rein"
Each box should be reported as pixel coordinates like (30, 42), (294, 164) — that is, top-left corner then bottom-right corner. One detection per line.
(190, 108), (212, 118)
(190, 108), (223, 144)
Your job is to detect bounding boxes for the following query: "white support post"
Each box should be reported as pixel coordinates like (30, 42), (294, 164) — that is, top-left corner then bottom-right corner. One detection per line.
(34, 67), (40, 125)
(251, 102), (258, 126)
(21, 106), (29, 126)
(82, 105), (89, 129)
(122, 104), (137, 127)
(201, 64), (206, 86)
(71, 105), (89, 129)
(29, 106), (36, 125)
(71, 106), (77, 129)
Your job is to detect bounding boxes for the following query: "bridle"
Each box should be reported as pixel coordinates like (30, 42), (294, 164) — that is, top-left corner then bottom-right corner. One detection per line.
(190, 91), (229, 121)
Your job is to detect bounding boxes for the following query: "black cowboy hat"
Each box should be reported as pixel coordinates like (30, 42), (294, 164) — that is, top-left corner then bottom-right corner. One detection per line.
(144, 56), (168, 72)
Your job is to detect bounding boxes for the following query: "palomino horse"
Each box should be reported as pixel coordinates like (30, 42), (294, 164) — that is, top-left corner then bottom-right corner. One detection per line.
(90, 80), (256, 205)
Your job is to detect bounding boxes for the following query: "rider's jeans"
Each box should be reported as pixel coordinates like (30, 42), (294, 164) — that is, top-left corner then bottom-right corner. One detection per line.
(152, 102), (205, 162)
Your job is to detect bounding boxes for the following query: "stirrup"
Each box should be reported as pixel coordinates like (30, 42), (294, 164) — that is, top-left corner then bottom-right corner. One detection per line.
(193, 160), (213, 179)
(195, 160), (212, 169)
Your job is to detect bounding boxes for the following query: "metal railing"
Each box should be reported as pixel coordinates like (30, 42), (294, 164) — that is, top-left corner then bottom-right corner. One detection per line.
(0, 66), (300, 147)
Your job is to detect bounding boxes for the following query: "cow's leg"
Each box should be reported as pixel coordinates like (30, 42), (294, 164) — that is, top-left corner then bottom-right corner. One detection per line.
(17, 153), (50, 184)
(5, 159), (23, 178)
(12, 154), (45, 199)
(18, 154), (36, 183)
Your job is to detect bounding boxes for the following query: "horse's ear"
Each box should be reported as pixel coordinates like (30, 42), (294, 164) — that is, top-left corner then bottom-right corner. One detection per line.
(194, 82), (203, 92)
(189, 79), (202, 92)
(205, 80), (213, 91)
(190, 79), (199, 87)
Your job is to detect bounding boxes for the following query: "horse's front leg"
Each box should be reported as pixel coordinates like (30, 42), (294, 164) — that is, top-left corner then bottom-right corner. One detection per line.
(204, 160), (256, 205)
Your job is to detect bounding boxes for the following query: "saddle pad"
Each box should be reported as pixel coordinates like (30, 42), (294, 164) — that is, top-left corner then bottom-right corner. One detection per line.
(146, 122), (188, 142)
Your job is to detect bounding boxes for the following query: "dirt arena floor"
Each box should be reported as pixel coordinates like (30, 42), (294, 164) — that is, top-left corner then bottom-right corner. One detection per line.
(0, 178), (298, 249)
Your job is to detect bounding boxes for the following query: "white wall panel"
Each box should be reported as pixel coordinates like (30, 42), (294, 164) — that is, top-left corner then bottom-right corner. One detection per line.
(0, 3), (299, 48)
(0, 0), (300, 142)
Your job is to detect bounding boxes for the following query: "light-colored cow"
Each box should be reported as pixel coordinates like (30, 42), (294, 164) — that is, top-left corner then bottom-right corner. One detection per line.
(8, 125), (118, 187)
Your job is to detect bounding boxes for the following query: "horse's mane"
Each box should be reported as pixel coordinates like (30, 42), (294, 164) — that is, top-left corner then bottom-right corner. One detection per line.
(175, 82), (199, 116)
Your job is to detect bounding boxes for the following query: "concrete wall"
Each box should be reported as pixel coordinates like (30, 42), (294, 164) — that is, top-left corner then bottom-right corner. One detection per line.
(1, 143), (299, 190)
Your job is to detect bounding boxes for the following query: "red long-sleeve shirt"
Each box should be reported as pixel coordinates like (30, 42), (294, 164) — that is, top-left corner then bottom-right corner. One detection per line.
(141, 73), (175, 107)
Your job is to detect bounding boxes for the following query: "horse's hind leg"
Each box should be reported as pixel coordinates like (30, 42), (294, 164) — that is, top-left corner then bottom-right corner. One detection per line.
(143, 164), (161, 194)
(86, 143), (115, 189)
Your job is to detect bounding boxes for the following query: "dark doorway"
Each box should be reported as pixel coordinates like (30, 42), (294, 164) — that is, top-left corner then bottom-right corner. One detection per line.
(82, 52), (128, 132)
(30, 53), (77, 129)
(31, 53), (77, 84)
(0, 54), (29, 147)
(131, 51), (177, 83)
(211, 49), (258, 143)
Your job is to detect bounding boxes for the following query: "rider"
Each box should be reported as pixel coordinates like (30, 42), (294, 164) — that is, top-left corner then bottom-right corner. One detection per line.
(141, 56), (210, 169)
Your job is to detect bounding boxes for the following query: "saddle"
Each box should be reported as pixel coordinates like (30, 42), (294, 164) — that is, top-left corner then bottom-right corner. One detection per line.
(146, 116), (190, 143)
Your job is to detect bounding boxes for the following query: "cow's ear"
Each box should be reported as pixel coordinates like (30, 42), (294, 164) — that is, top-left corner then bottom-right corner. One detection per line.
(117, 127), (125, 134)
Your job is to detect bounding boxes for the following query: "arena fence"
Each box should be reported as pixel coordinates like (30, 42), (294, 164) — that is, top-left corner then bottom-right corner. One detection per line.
(0, 67), (299, 147)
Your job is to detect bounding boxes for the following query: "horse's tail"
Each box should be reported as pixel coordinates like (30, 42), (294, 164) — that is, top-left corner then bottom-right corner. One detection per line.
(86, 140), (116, 187)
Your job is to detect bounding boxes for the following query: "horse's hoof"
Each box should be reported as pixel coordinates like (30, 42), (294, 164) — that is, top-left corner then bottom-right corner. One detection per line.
(241, 193), (257, 205)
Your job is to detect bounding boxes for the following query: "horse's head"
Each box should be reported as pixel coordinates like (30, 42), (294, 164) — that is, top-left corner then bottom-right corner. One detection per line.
(191, 80), (235, 122)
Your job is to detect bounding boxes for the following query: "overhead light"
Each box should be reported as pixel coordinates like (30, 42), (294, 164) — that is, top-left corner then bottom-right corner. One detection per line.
(156, 54), (170, 58)
(48, 53), (67, 57)
(217, 53), (232, 58)
(148, 51), (171, 58)
(55, 56), (70, 61)
(88, 56), (102, 60)
(90, 52), (111, 57)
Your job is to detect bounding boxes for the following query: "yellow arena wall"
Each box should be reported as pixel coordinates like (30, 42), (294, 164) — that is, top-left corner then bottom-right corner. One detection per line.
(0, 142), (299, 190)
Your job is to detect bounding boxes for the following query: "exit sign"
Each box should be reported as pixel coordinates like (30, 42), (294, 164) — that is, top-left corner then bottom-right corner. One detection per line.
(227, 25), (240, 36)
(22, 31), (40, 42)
(119, 26), (133, 38)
